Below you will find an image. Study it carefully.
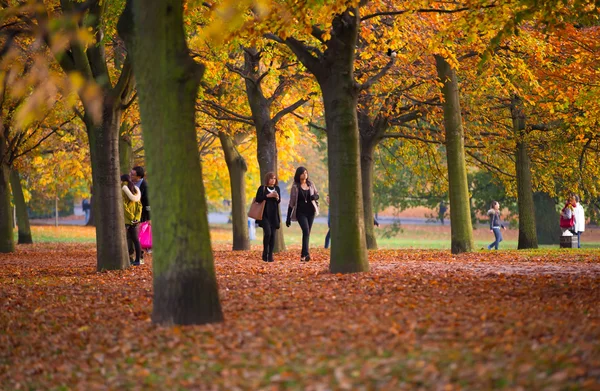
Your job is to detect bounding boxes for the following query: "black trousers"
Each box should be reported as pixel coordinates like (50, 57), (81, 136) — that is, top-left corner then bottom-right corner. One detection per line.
(262, 219), (276, 258)
(296, 213), (315, 257)
(126, 224), (141, 263)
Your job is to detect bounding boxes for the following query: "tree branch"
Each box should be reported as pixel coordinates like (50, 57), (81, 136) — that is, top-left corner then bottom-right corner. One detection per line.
(272, 95), (313, 125)
(358, 58), (395, 91)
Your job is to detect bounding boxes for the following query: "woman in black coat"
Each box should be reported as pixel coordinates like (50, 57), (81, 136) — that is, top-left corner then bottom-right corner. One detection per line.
(255, 172), (281, 262)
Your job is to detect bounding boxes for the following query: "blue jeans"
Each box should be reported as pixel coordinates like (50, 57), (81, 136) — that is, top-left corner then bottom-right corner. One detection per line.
(324, 229), (331, 248)
(577, 231), (582, 248)
(488, 227), (503, 250)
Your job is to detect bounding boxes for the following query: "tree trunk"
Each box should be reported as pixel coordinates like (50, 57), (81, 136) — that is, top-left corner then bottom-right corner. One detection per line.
(9, 169), (32, 244)
(434, 55), (474, 254)
(319, 11), (368, 273)
(121, 0), (223, 325)
(511, 96), (538, 249)
(119, 125), (134, 176)
(534, 192), (561, 244)
(0, 161), (14, 253)
(85, 101), (130, 271)
(360, 138), (377, 249)
(244, 48), (286, 253)
(219, 132), (249, 251)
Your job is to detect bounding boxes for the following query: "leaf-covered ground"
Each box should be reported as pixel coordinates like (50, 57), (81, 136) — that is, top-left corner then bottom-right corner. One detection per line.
(1, 244), (599, 390)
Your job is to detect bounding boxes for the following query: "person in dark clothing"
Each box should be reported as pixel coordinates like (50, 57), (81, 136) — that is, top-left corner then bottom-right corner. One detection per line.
(286, 167), (319, 262)
(487, 200), (506, 250)
(131, 166), (150, 222)
(324, 193), (379, 249)
(255, 172), (281, 262)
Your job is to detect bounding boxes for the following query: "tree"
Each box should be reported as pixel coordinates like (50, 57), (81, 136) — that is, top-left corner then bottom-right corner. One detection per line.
(269, 8), (370, 273)
(36, 0), (135, 270)
(119, 0), (223, 325)
(9, 169), (32, 244)
(434, 54), (474, 253)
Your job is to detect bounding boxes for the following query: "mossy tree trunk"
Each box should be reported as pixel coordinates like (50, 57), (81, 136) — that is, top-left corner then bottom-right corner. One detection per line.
(534, 192), (561, 244)
(283, 9), (369, 273)
(511, 95), (538, 249)
(119, 125), (134, 176)
(434, 55), (474, 254)
(0, 157), (13, 253)
(9, 169), (32, 244)
(120, 0), (223, 325)
(219, 131), (249, 251)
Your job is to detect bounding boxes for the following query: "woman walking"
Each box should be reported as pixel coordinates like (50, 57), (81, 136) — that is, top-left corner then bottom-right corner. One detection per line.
(286, 167), (319, 261)
(121, 174), (143, 265)
(487, 201), (506, 250)
(255, 172), (281, 262)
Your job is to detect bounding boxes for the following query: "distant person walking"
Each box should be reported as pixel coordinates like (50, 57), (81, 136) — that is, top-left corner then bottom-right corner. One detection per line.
(121, 174), (142, 266)
(487, 201), (506, 250)
(286, 167), (319, 262)
(439, 201), (447, 225)
(574, 195), (585, 248)
(255, 172), (281, 262)
(82, 198), (91, 224)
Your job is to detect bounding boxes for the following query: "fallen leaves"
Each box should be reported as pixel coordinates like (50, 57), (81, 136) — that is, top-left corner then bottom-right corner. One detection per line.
(1, 243), (599, 390)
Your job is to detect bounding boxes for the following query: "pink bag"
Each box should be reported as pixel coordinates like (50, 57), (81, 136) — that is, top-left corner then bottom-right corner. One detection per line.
(139, 221), (152, 250)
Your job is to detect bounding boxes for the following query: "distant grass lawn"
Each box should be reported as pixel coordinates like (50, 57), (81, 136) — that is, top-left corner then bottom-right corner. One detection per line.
(19, 223), (600, 250)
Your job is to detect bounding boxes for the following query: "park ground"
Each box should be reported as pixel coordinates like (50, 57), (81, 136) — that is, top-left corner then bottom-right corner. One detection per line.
(1, 223), (600, 390)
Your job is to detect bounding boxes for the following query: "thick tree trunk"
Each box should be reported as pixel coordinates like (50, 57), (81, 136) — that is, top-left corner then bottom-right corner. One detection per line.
(511, 96), (538, 249)
(85, 101), (130, 271)
(534, 192), (561, 244)
(434, 55), (474, 254)
(318, 11), (368, 273)
(0, 161), (14, 253)
(244, 49), (286, 253)
(121, 0), (223, 325)
(360, 138), (377, 250)
(9, 169), (32, 244)
(219, 132), (249, 251)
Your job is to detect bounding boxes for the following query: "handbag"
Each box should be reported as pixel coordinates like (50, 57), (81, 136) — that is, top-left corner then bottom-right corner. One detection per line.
(248, 187), (266, 220)
(139, 221), (152, 249)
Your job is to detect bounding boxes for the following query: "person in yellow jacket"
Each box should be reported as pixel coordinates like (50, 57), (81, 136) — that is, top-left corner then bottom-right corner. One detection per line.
(121, 174), (143, 266)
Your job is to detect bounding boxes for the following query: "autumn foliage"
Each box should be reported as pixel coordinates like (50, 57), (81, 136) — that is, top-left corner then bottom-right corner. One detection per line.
(1, 243), (599, 389)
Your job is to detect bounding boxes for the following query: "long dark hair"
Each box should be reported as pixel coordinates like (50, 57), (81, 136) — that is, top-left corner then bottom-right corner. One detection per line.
(121, 174), (138, 194)
(293, 166), (310, 185)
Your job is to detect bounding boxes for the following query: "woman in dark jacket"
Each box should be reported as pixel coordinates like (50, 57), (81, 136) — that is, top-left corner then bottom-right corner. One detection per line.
(286, 166), (319, 262)
(255, 172), (281, 262)
(487, 200), (506, 250)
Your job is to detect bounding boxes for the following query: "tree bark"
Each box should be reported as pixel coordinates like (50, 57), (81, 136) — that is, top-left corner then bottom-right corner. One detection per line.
(359, 132), (378, 250)
(9, 169), (32, 244)
(434, 55), (474, 254)
(534, 192), (561, 244)
(294, 10), (368, 273)
(85, 100), (130, 271)
(219, 131), (250, 251)
(0, 161), (14, 253)
(243, 48), (286, 252)
(511, 95), (538, 249)
(121, 0), (223, 325)
(119, 125), (134, 176)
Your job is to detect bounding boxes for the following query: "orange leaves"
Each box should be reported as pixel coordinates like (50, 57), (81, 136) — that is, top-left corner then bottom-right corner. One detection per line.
(1, 242), (600, 389)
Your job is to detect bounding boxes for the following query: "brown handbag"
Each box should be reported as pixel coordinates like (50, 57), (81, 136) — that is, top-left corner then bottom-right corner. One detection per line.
(248, 187), (266, 220)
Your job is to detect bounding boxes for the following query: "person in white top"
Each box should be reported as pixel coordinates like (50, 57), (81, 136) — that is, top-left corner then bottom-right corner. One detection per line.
(574, 195), (585, 248)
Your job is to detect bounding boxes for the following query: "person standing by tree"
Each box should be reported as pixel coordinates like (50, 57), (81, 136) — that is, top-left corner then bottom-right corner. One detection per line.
(82, 198), (91, 224)
(487, 201), (506, 250)
(255, 172), (281, 262)
(121, 174), (142, 266)
(574, 195), (585, 248)
(439, 201), (447, 225)
(130, 166), (150, 261)
(286, 167), (319, 262)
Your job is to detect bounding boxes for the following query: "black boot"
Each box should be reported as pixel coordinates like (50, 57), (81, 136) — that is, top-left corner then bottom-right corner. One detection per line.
(262, 248), (269, 262)
(268, 252), (274, 262)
